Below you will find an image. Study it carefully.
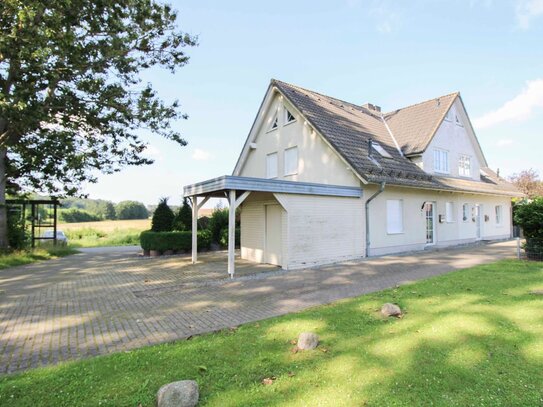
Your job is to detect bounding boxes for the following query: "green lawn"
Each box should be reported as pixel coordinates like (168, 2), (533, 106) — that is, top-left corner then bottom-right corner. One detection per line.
(0, 246), (78, 270)
(0, 260), (542, 406)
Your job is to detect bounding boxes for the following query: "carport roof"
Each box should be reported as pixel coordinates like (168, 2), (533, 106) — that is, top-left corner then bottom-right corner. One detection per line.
(183, 175), (362, 198)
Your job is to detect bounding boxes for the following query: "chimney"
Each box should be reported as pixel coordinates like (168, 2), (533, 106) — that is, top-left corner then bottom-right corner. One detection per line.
(362, 103), (381, 113)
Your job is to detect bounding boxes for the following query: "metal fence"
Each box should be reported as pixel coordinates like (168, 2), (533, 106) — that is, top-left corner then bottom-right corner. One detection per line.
(515, 237), (543, 261)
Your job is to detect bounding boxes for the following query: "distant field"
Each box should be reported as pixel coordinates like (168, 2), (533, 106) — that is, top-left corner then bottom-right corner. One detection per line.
(59, 219), (151, 232)
(59, 219), (151, 248)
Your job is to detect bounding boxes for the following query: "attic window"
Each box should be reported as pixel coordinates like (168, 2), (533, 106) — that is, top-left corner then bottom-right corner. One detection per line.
(371, 141), (393, 158)
(285, 109), (295, 124)
(269, 115), (278, 131)
(455, 114), (463, 127)
(444, 109), (452, 122)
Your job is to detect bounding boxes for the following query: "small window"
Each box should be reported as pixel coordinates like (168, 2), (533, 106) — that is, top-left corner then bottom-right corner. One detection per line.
(371, 141), (393, 158)
(444, 109), (452, 122)
(459, 155), (471, 177)
(269, 115), (278, 131)
(495, 205), (503, 225)
(445, 202), (455, 223)
(266, 152), (278, 178)
(433, 149), (449, 174)
(284, 146), (298, 176)
(455, 114), (463, 127)
(386, 200), (403, 234)
(285, 109), (295, 124)
(462, 203), (469, 222)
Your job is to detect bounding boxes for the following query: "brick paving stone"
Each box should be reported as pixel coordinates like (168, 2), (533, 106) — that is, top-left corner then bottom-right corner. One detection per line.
(0, 241), (516, 374)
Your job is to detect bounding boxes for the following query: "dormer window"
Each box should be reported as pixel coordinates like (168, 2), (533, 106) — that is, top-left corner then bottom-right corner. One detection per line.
(285, 109), (296, 124)
(370, 141), (393, 158)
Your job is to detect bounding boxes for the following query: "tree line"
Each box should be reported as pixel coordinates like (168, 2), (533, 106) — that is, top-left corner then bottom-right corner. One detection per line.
(59, 198), (149, 222)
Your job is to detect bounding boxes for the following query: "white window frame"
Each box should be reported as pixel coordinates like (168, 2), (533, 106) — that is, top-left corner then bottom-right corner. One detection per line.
(444, 109), (452, 122)
(386, 199), (404, 234)
(458, 155), (471, 177)
(462, 203), (469, 222)
(267, 113), (279, 132)
(266, 152), (278, 179)
(284, 108), (296, 125)
(495, 205), (503, 226)
(455, 114), (463, 127)
(433, 149), (449, 174)
(445, 202), (455, 223)
(284, 146), (298, 176)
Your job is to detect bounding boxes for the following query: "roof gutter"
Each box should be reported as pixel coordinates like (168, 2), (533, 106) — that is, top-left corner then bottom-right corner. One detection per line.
(365, 181), (386, 257)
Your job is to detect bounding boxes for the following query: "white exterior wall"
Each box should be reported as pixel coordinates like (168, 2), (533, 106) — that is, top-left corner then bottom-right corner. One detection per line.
(275, 193), (365, 269)
(238, 94), (360, 187)
(365, 184), (512, 256)
(421, 99), (483, 180)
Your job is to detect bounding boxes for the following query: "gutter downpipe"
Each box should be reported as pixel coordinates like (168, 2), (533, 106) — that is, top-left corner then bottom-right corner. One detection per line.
(365, 181), (386, 257)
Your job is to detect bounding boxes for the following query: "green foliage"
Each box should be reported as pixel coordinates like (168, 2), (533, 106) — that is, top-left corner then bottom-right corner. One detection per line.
(0, 260), (542, 406)
(514, 198), (543, 259)
(514, 197), (543, 239)
(197, 215), (210, 230)
(116, 201), (149, 220)
(7, 208), (28, 249)
(139, 230), (211, 252)
(219, 227), (241, 248)
(104, 202), (116, 220)
(173, 197), (192, 231)
(59, 208), (101, 223)
(209, 208), (229, 243)
(0, 246), (77, 270)
(0, 1), (196, 198)
(151, 197), (175, 232)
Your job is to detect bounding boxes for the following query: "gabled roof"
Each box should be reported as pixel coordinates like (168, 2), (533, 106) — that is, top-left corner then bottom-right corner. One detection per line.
(237, 79), (522, 197)
(383, 92), (458, 155)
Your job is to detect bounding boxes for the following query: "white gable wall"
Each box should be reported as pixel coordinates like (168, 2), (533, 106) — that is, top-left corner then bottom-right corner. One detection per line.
(421, 99), (482, 180)
(238, 94), (360, 187)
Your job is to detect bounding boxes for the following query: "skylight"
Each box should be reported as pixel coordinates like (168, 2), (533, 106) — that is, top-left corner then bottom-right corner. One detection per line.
(371, 141), (393, 158)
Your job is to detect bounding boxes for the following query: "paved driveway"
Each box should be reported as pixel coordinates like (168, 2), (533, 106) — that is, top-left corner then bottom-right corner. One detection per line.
(0, 240), (515, 374)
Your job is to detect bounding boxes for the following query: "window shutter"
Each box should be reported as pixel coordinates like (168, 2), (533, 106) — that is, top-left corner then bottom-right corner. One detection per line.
(266, 153), (278, 178)
(386, 200), (403, 234)
(284, 147), (298, 175)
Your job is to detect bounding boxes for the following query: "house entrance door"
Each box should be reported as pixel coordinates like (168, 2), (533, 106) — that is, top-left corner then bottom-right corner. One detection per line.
(424, 202), (436, 245)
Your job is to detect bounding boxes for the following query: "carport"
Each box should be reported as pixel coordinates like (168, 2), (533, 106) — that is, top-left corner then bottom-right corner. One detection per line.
(183, 175), (362, 277)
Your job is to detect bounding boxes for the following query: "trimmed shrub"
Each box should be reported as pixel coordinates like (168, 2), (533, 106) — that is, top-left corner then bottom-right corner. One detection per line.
(151, 197), (175, 232)
(219, 227), (241, 248)
(209, 208), (229, 243)
(59, 208), (100, 223)
(140, 230), (211, 253)
(197, 216), (210, 230)
(173, 197), (192, 231)
(514, 198), (543, 260)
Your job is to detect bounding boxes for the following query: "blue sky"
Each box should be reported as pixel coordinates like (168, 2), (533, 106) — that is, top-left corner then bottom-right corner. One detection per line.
(85, 0), (543, 205)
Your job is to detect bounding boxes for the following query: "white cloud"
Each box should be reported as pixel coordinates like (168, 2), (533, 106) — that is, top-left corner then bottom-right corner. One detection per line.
(370, 3), (401, 34)
(192, 148), (213, 161)
(516, 0), (543, 29)
(473, 79), (543, 129)
(144, 144), (162, 159)
(496, 139), (514, 147)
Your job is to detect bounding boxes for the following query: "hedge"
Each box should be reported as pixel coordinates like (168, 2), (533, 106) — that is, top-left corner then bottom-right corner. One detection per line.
(139, 230), (211, 252)
(219, 227), (241, 248)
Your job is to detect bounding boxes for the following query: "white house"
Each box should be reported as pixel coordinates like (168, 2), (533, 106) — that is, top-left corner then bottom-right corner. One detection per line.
(184, 79), (522, 276)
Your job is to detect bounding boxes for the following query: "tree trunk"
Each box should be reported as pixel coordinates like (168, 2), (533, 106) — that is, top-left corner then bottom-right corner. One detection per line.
(0, 147), (8, 249)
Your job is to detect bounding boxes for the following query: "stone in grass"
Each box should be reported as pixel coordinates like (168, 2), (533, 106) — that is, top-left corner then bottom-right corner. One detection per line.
(297, 332), (319, 350)
(157, 380), (199, 407)
(530, 289), (543, 295)
(381, 303), (402, 317)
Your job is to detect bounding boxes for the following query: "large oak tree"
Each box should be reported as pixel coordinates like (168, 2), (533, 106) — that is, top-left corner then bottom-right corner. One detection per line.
(0, 0), (196, 248)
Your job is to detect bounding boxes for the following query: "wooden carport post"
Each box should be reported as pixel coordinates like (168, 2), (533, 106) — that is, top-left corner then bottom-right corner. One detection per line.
(191, 195), (210, 264)
(227, 190), (251, 278)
